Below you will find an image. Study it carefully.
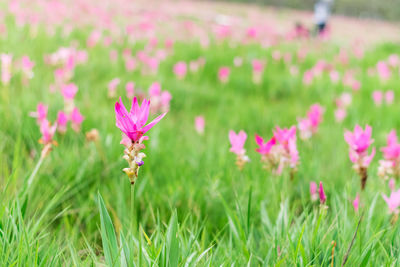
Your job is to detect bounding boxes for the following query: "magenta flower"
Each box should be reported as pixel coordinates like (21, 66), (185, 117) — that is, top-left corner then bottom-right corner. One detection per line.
(344, 125), (375, 189)
(353, 194), (360, 212)
(298, 104), (324, 140)
(115, 97), (166, 143)
(70, 107), (84, 132)
(57, 111), (68, 134)
(273, 126), (296, 150)
(319, 182), (326, 205)
(255, 134), (276, 155)
(194, 116), (205, 135)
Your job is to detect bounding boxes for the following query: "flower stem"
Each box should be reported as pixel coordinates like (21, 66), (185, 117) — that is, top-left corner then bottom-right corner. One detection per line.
(130, 184), (136, 232)
(27, 153), (45, 189)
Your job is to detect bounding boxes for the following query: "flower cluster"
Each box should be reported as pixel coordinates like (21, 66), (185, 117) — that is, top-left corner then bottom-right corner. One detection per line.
(148, 82), (172, 113)
(344, 125), (375, 189)
(255, 126), (299, 176)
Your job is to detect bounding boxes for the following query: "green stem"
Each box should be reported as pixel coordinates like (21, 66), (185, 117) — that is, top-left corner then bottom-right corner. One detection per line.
(130, 184), (135, 232)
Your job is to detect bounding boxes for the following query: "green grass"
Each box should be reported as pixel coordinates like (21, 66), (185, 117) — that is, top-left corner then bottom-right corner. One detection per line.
(1, 18), (400, 266)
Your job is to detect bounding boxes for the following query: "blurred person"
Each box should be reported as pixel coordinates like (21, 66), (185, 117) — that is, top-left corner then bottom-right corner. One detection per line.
(314, 0), (333, 35)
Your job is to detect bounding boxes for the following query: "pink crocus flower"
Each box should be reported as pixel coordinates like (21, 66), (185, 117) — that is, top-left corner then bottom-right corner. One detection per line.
(194, 116), (205, 135)
(353, 194), (360, 212)
(173, 61), (187, 79)
(229, 130), (250, 170)
(310, 181), (318, 201)
(372, 90), (383, 106)
(385, 90), (394, 105)
(126, 82), (135, 99)
(108, 78), (120, 98)
(344, 125), (375, 189)
(115, 97), (166, 143)
(70, 107), (84, 132)
(319, 182), (326, 205)
(57, 111), (68, 134)
(218, 66), (230, 84)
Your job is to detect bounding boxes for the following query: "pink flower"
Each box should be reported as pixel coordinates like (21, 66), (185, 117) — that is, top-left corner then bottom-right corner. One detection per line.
(385, 90), (394, 105)
(298, 104), (324, 139)
(61, 83), (78, 100)
(148, 82), (172, 113)
(334, 108), (347, 123)
(218, 67), (230, 83)
(310, 181), (318, 201)
(345, 125), (375, 189)
(233, 57), (243, 67)
(30, 103), (48, 124)
(229, 130), (247, 156)
(252, 59), (264, 73)
(255, 134), (276, 155)
(353, 194), (360, 212)
(39, 119), (57, 145)
(70, 107), (84, 132)
(126, 82), (135, 99)
(173, 61), (187, 79)
(372, 90), (383, 106)
(319, 182), (326, 205)
(57, 111), (68, 134)
(125, 56), (136, 72)
(344, 125), (374, 154)
(382, 189), (400, 214)
(330, 70), (340, 83)
(20, 55), (34, 78)
(303, 70), (313, 85)
(388, 54), (399, 67)
(273, 126), (296, 150)
(195, 116), (205, 135)
(115, 97), (166, 143)
(379, 131), (400, 179)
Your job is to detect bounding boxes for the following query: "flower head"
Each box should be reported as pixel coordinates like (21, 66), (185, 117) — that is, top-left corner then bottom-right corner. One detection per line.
(115, 97), (166, 143)
(70, 107), (84, 132)
(195, 116), (205, 135)
(255, 134), (276, 155)
(319, 182), (326, 205)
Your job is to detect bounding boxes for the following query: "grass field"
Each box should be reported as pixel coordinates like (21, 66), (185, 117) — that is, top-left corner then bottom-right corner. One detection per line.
(1, 0), (400, 266)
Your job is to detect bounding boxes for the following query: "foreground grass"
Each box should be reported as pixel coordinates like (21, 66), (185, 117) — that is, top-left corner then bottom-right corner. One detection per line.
(1, 19), (400, 265)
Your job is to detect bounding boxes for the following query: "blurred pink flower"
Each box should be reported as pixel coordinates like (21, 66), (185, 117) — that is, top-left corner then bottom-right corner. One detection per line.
(377, 61), (391, 81)
(61, 83), (78, 100)
(389, 179), (396, 191)
(194, 116), (205, 135)
(344, 125), (375, 189)
(108, 78), (120, 98)
(382, 189), (400, 214)
(310, 181), (318, 201)
(330, 70), (340, 83)
(1, 53), (12, 85)
(218, 66), (230, 83)
(115, 97), (166, 143)
(255, 134), (276, 155)
(57, 111), (68, 134)
(298, 104), (324, 140)
(39, 119), (57, 145)
(148, 82), (172, 113)
(334, 108), (347, 123)
(353, 194), (360, 212)
(372, 90), (383, 106)
(126, 82), (135, 99)
(70, 107), (84, 132)
(173, 61), (187, 79)
(229, 130), (247, 156)
(30, 103), (48, 124)
(385, 90), (394, 105)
